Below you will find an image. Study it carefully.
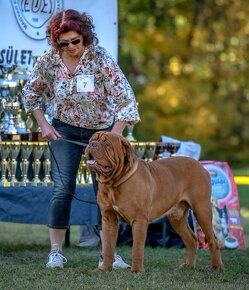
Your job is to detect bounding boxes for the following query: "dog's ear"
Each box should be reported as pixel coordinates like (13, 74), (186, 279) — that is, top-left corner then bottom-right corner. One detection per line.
(121, 136), (136, 167)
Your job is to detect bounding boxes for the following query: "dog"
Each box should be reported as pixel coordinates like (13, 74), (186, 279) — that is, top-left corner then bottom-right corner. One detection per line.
(85, 131), (223, 272)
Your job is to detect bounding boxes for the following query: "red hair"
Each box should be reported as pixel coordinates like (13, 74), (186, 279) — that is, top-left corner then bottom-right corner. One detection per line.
(46, 9), (99, 51)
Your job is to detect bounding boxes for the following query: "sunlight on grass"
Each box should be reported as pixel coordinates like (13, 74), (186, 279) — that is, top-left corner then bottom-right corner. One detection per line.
(241, 208), (249, 218)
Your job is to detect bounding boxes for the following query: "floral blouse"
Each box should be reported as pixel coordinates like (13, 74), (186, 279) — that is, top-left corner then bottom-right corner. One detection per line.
(23, 45), (140, 129)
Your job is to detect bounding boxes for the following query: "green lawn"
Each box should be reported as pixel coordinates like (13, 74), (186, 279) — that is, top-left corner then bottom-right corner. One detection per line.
(237, 184), (249, 209)
(231, 167), (249, 177)
(0, 184), (248, 290)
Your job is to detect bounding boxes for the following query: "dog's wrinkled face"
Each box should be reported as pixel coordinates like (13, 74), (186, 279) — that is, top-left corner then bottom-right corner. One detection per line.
(85, 131), (135, 183)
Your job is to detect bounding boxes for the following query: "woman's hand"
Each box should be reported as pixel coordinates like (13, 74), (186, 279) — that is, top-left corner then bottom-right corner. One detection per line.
(39, 122), (61, 141)
(32, 109), (61, 141)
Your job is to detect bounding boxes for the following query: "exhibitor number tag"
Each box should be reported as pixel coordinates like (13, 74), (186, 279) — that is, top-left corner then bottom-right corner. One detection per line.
(76, 75), (94, 92)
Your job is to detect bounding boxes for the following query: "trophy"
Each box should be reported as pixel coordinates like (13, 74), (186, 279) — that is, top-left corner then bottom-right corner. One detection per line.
(2, 101), (17, 134)
(156, 142), (170, 159)
(9, 142), (21, 186)
(85, 167), (93, 184)
(25, 113), (34, 133)
(76, 154), (93, 185)
(16, 108), (27, 134)
(19, 142), (33, 186)
(7, 75), (19, 99)
(144, 142), (157, 161)
(1, 73), (21, 136)
(42, 143), (52, 186)
(1, 108), (10, 133)
(164, 142), (181, 156)
(82, 154), (92, 184)
(31, 142), (45, 186)
(0, 141), (10, 186)
(77, 154), (87, 185)
(132, 142), (146, 159)
(0, 99), (8, 132)
(126, 124), (136, 142)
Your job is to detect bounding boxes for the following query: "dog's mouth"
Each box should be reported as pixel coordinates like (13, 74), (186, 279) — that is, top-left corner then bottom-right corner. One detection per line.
(86, 153), (112, 174)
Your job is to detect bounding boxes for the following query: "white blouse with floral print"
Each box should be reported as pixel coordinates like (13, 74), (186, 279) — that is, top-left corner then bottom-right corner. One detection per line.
(23, 45), (140, 129)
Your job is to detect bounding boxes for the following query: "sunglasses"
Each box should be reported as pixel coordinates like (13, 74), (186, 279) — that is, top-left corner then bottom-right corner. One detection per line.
(57, 37), (81, 47)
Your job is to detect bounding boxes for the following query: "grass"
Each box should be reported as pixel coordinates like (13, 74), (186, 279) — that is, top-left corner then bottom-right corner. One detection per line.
(0, 184), (249, 289)
(231, 166), (249, 177)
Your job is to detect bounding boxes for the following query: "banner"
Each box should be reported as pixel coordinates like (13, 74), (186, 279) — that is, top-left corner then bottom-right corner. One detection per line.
(198, 161), (246, 249)
(0, 0), (118, 71)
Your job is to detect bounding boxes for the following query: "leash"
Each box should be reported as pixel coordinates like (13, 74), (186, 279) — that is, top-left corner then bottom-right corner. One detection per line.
(60, 138), (88, 147)
(47, 138), (97, 205)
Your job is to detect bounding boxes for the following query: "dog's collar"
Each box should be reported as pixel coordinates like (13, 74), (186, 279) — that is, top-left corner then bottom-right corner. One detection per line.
(97, 160), (139, 187)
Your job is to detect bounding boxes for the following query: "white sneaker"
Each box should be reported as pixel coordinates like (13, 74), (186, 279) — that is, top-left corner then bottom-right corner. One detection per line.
(113, 254), (131, 269)
(46, 250), (67, 268)
(98, 253), (131, 269)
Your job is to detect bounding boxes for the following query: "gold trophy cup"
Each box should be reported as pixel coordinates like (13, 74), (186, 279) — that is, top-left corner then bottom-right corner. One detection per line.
(144, 142), (157, 162)
(77, 154), (86, 185)
(132, 142), (146, 159)
(31, 142), (45, 186)
(82, 154), (92, 184)
(19, 142), (33, 186)
(42, 143), (52, 186)
(9, 142), (21, 186)
(0, 141), (11, 186)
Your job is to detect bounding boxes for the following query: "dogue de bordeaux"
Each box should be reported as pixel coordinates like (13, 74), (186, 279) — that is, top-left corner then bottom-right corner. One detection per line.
(85, 131), (223, 273)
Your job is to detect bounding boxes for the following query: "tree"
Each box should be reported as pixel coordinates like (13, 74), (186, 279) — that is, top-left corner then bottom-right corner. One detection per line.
(118, 0), (249, 164)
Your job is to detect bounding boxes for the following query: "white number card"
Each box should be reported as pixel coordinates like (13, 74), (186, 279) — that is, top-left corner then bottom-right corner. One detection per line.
(76, 75), (94, 92)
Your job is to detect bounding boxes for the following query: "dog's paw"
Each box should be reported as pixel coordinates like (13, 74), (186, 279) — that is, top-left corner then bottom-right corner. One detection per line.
(179, 262), (195, 269)
(98, 265), (112, 272)
(211, 263), (224, 271)
(131, 267), (144, 273)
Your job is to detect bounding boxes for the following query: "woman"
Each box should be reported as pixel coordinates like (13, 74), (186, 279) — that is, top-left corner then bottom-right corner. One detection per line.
(23, 9), (140, 268)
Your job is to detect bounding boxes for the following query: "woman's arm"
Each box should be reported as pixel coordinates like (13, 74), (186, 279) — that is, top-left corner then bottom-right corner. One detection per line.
(100, 48), (140, 126)
(111, 121), (128, 135)
(32, 109), (61, 141)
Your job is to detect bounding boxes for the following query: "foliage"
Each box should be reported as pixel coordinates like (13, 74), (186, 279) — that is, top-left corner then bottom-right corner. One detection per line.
(118, 0), (249, 164)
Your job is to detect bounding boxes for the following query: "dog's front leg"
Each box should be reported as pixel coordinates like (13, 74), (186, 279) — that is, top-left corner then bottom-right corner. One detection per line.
(131, 219), (148, 273)
(100, 210), (118, 271)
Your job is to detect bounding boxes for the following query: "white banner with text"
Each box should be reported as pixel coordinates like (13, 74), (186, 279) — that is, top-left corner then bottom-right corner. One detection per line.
(0, 0), (118, 71)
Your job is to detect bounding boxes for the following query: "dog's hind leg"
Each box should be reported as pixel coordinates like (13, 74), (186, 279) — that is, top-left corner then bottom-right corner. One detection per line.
(131, 219), (148, 273)
(167, 201), (198, 269)
(193, 204), (223, 270)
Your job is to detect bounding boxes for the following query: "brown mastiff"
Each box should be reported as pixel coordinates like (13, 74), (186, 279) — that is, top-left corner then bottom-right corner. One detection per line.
(85, 131), (223, 273)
